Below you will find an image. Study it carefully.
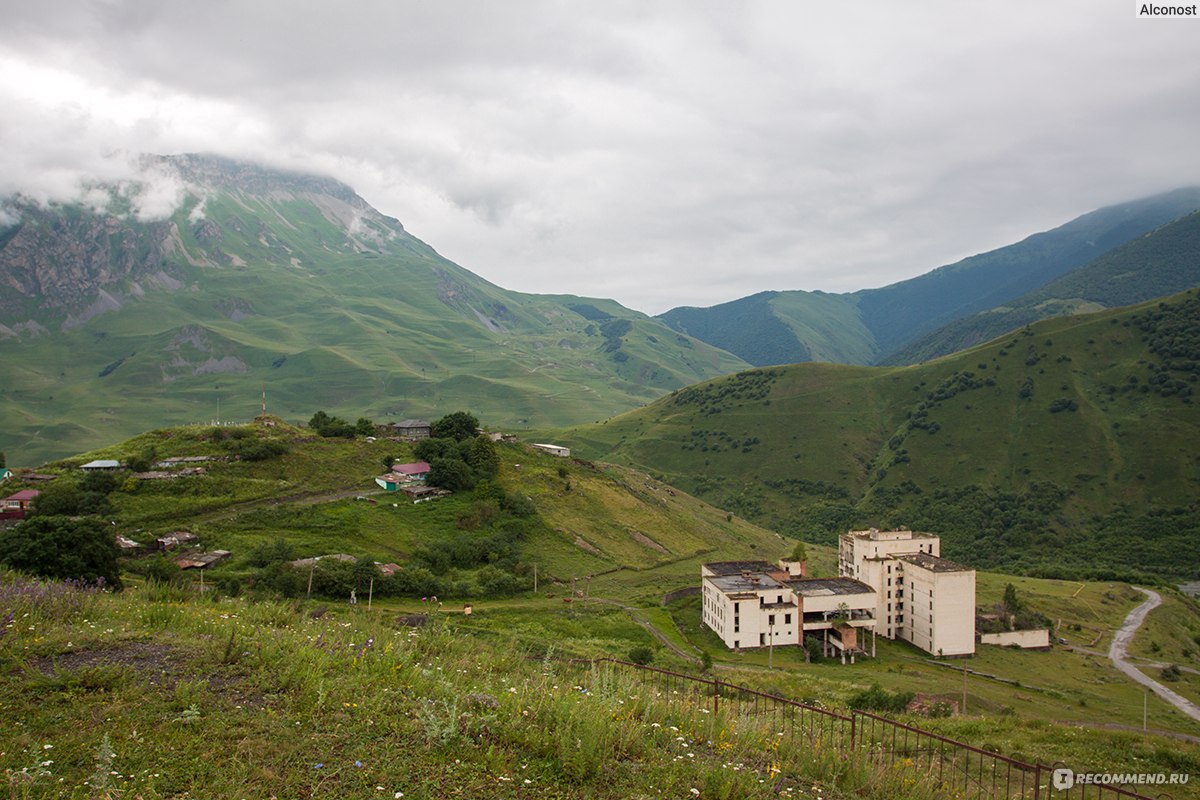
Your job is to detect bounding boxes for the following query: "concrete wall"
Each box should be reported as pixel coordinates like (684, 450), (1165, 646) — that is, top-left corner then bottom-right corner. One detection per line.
(980, 629), (1050, 649)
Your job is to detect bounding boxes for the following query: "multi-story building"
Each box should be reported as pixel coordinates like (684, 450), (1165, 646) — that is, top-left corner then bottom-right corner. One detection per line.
(838, 528), (976, 656)
(700, 559), (877, 662)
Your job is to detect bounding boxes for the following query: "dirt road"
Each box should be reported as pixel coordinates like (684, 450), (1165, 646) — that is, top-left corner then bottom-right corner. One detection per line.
(1108, 587), (1200, 723)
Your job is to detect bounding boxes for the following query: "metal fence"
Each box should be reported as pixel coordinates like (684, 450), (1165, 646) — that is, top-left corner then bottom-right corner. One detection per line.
(575, 657), (1165, 800)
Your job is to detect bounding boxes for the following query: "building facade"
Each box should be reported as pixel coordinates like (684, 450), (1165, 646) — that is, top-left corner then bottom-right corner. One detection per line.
(701, 560), (876, 662)
(838, 529), (976, 656)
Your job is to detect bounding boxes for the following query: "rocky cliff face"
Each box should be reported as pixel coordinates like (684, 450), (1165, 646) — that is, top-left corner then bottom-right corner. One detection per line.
(0, 200), (177, 322)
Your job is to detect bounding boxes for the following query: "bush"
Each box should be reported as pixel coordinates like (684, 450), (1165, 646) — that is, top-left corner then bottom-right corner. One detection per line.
(0, 516), (122, 589)
(848, 683), (915, 713)
(628, 645), (654, 666)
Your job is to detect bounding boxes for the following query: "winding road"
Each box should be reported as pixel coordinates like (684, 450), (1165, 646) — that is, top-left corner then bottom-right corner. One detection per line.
(1108, 587), (1200, 723)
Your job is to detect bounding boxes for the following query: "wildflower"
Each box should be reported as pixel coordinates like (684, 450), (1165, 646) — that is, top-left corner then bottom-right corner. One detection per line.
(691, 790), (701, 797)
(355, 760), (363, 768)
(314, 763), (324, 769)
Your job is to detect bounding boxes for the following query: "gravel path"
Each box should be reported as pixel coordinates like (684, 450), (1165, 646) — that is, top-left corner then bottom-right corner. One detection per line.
(1108, 587), (1200, 723)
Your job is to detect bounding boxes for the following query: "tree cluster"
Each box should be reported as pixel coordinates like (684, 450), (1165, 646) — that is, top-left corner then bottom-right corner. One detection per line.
(308, 410), (375, 438)
(413, 412), (500, 492)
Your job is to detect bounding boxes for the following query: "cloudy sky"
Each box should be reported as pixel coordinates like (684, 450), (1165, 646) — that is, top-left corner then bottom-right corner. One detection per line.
(2, 1), (1198, 314)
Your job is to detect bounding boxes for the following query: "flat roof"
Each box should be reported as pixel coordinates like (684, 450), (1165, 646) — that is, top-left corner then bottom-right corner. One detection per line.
(895, 552), (971, 573)
(706, 572), (787, 594)
(81, 459), (121, 469)
(786, 577), (876, 597)
(703, 560), (776, 576)
(842, 528), (939, 542)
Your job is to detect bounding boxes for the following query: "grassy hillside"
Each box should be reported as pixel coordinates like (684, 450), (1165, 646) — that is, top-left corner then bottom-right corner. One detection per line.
(5, 418), (1200, 796)
(0, 157), (748, 467)
(556, 290), (1200, 580)
(4, 417), (783, 601)
(890, 211), (1200, 364)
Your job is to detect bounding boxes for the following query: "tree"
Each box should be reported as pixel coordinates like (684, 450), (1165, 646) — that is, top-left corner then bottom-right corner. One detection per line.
(431, 411), (480, 442)
(355, 417), (375, 436)
(1002, 583), (1024, 613)
(789, 540), (808, 562)
(466, 435), (501, 480)
(32, 482), (112, 517)
(0, 516), (122, 588)
(0, 451), (6, 468)
(428, 457), (475, 492)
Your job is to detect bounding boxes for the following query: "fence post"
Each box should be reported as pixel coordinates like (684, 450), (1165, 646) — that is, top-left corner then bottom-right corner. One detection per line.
(850, 712), (856, 751)
(1033, 763), (1041, 800)
(712, 678), (719, 716)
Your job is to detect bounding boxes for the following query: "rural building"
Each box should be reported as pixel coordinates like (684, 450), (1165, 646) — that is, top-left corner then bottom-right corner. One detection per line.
(1, 489), (39, 519)
(391, 419), (432, 439)
(0, 468), (13, 482)
(700, 560), (877, 663)
(838, 528), (976, 656)
(531, 443), (571, 457)
(156, 531), (199, 550)
(375, 474), (402, 491)
(176, 550), (231, 570)
(391, 461), (431, 481)
(81, 459), (121, 471)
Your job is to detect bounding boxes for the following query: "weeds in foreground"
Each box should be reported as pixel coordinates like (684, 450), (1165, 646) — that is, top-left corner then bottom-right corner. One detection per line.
(0, 571), (1194, 799)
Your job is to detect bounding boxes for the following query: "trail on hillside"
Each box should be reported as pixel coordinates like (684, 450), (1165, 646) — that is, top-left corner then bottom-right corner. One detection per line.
(587, 598), (701, 665)
(1108, 587), (1200, 723)
(197, 487), (381, 524)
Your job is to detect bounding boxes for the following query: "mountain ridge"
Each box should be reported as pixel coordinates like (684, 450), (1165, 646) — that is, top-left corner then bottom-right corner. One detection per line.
(656, 187), (1200, 367)
(0, 154), (749, 465)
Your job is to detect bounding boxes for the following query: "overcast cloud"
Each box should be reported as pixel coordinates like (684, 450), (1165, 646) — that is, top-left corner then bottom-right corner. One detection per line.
(2, 1), (1198, 314)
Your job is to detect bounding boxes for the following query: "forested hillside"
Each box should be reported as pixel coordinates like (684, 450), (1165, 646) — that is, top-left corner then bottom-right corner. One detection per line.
(562, 290), (1200, 580)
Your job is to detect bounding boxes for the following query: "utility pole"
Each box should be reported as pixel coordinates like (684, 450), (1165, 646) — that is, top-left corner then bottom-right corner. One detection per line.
(962, 663), (968, 714)
(768, 616), (775, 669)
(533, 564), (538, 594)
(1144, 691), (1148, 732)
(368, 576), (374, 610)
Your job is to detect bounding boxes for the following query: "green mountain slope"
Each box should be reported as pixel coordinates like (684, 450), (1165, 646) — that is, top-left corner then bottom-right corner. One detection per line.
(889, 210), (1200, 364)
(0, 155), (749, 465)
(658, 290), (875, 366)
(558, 289), (1200, 580)
(655, 188), (1200, 366)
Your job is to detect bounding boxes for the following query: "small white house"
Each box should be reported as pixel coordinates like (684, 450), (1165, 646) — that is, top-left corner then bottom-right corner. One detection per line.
(81, 459), (121, 471)
(531, 443), (570, 458)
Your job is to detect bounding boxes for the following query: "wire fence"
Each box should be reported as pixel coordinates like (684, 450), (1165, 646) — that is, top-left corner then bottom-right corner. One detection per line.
(571, 657), (1167, 800)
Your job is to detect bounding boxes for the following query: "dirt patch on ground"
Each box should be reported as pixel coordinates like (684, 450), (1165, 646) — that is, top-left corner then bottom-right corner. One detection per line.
(629, 530), (669, 554)
(574, 536), (601, 555)
(28, 640), (188, 687)
(24, 640), (270, 709)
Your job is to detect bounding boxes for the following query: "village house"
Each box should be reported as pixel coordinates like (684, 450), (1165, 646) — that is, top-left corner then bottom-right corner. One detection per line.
(1, 489), (39, 519)
(391, 419), (432, 439)
(80, 459), (121, 471)
(156, 531), (199, 550)
(701, 559), (877, 663)
(838, 528), (976, 657)
(531, 443), (571, 458)
(391, 460), (431, 481)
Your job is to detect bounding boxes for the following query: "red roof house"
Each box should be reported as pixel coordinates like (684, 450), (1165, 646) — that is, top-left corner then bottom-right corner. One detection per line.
(390, 461), (431, 480)
(1, 489), (39, 519)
